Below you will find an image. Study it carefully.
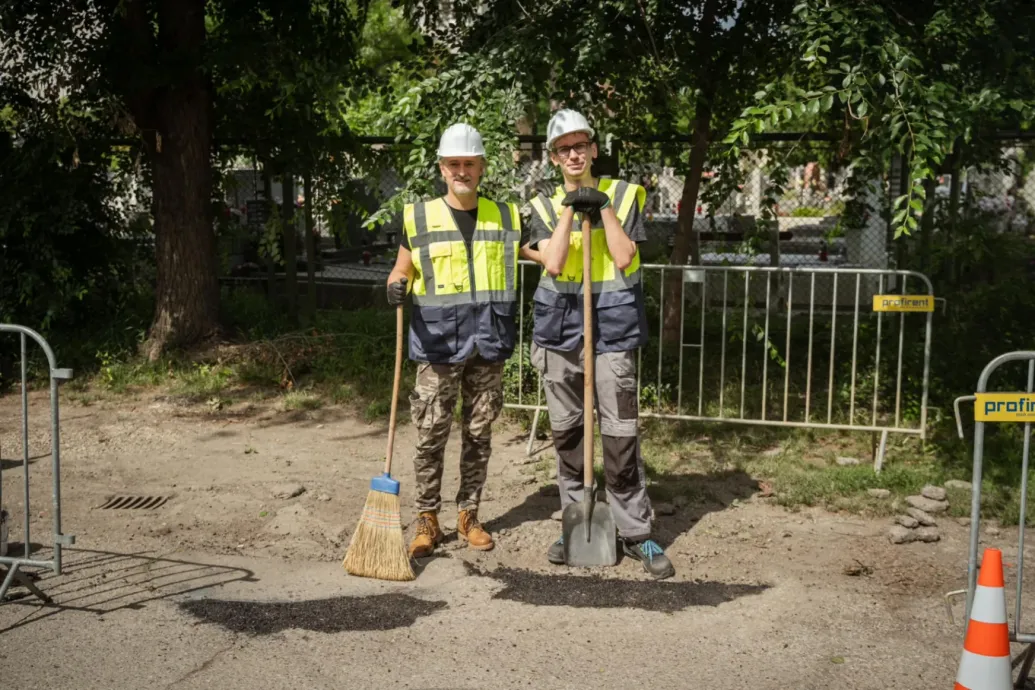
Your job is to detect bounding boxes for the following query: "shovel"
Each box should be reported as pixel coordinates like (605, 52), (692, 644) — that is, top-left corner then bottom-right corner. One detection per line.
(562, 213), (618, 567)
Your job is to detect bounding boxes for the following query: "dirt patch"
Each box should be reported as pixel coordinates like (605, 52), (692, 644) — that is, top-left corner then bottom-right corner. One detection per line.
(476, 566), (770, 612)
(180, 593), (448, 634)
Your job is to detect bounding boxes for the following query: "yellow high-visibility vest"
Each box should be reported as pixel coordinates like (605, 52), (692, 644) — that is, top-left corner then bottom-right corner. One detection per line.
(403, 197), (521, 363)
(529, 179), (649, 354)
(529, 178), (646, 294)
(404, 197), (520, 305)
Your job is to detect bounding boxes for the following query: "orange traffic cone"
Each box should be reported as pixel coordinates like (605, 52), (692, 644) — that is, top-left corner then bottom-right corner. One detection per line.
(955, 547), (1012, 690)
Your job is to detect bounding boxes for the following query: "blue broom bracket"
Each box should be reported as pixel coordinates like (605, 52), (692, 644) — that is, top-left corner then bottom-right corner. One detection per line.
(370, 472), (401, 495)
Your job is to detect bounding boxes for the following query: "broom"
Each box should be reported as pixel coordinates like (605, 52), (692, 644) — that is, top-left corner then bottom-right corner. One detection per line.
(342, 304), (416, 581)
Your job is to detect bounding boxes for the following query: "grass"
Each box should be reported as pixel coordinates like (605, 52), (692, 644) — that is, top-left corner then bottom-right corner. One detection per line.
(624, 414), (1035, 525)
(282, 390), (323, 411)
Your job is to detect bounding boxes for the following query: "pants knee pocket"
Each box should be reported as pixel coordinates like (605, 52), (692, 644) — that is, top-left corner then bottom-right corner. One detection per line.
(465, 389), (503, 436)
(410, 390), (438, 433)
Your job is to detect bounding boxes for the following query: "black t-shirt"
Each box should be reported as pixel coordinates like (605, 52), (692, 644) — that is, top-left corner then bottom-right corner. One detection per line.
(396, 204), (479, 252)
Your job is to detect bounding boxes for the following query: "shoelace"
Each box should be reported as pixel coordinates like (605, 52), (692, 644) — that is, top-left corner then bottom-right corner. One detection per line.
(415, 516), (435, 536)
(638, 539), (665, 563)
(459, 512), (481, 533)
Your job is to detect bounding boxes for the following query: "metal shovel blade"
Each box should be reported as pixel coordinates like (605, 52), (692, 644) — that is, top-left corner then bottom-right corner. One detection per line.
(561, 492), (618, 567)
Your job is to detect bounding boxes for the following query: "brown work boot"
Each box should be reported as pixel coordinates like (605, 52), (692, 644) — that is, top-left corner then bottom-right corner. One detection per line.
(457, 509), (494, 551)
(408, 512), (443, 559)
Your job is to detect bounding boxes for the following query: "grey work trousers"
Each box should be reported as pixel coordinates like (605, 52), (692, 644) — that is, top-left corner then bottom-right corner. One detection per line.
(531, 342), (652, 540)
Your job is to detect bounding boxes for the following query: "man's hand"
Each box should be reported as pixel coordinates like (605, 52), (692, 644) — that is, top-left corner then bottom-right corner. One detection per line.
(562, 187), (610, 216)
(387, 277), (408, 306)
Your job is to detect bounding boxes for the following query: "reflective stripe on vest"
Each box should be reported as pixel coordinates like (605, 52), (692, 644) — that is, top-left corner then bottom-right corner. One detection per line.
(530, 179), (646, 294)
(404, 197), (520, 307)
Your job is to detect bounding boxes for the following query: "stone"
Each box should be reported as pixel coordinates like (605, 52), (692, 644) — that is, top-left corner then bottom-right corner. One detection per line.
(945, 480), (973, 491)
(762, 447), (783, 457)
(905, 495), (949, 514)
(889, 526), (918, 544)
(907, 508), (937, 527)
(551, 509), (563, 521)
(316, 494), (331, 502)
(915, 528), (941, 543)
(271, 483), (306, 500)
(958, 517), (971, 527)
(987, 526), (1001, 537)
(895, 515), (919, 529)
(654, 502), (676, 516)
(548, 466), (558, 480)
(673, 495), (690, 510)
(867, 489), (891, 499)
(921, 485), (947, 501)
(836, 456), (861, 467)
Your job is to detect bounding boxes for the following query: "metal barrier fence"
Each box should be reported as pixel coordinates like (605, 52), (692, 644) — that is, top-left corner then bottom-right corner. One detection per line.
(0, 324), (75, 604)
(506, 262), (935, 471)
(952, 351), (1035, 686)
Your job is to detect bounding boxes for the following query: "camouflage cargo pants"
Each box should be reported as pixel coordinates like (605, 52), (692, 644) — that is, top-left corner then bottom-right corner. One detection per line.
(410, 354), (504, 514)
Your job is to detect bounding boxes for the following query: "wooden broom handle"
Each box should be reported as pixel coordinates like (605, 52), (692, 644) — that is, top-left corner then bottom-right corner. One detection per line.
(582, 215), (594, 489)
(384, 304), (404, 475)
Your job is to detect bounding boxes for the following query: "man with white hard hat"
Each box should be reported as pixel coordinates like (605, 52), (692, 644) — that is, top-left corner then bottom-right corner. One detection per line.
(523, 108), (675, 579)
(385, 123), (523, 559)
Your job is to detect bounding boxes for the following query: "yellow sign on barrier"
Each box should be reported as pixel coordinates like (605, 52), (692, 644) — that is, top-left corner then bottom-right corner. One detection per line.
(872, 295), (935, 312)
(975, 393), (1035, 422)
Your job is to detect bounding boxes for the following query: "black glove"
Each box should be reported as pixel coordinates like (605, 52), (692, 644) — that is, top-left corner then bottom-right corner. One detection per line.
(562, 187), (610, 215)
(387, 278), (408, 306)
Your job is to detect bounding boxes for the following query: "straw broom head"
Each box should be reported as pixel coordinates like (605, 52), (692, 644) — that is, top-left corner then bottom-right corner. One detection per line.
(342, 488), (415, 582)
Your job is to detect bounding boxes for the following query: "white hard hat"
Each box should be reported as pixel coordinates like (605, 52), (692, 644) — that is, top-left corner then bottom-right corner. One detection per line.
(437, 123), (486, 158)
(546, 109), (595, 150)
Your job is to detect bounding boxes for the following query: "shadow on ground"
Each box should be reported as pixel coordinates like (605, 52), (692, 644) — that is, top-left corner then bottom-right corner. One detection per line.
(472, 565), (769, 612)
(180, 593), (447, 635)
(0, 453), (47, 471)
(0, 548), (258, 633)
(486, 468), (760, 551)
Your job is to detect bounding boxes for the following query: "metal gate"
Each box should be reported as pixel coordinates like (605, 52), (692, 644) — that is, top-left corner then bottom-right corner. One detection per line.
(0, 324), (75, 604)
(953, 351), (1035, 687)
(507, 262), (935, 471)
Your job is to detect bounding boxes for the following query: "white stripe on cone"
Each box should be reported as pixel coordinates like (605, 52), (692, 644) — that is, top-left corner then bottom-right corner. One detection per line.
(970, 584), (1008, 624)
(956, 648), (1012, 690)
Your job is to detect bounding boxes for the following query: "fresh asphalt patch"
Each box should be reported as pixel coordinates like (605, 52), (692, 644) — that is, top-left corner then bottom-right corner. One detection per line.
(472, 565), (770, 613)
(179, 593), (447, 635)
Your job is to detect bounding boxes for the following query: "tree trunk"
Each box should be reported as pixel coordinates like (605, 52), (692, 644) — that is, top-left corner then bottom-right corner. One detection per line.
(918, 176), (937, 273)
(282, 173), (298, 325)
(662, 106), (712, 344)
(262, 165), (277, 301)
(947, 139), (963, 283)
(303, 173), (317, 320)
(140, 0), (219, 360)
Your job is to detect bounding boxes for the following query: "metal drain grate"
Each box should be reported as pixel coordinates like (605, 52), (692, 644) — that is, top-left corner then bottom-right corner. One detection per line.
(98, 496), (170, 510)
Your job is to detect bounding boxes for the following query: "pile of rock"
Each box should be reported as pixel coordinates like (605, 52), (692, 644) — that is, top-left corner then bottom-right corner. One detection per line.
(888, 485), (949, 545)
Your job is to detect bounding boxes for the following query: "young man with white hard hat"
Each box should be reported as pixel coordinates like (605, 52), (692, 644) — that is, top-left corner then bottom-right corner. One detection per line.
(523, 109), (675, 579)
(386, 123), (524, 558)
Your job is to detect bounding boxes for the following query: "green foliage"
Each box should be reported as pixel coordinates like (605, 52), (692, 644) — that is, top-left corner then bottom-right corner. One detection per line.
(724, 1), (1035, 239)
(0, 120), (154, 378)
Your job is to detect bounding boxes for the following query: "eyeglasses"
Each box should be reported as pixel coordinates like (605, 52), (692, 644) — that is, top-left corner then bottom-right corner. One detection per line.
(553, 142), (590, 159)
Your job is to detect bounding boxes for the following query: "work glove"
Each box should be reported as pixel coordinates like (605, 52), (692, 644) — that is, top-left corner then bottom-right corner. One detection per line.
(562, 187), (610, 225)
(387, 278), (408, 306)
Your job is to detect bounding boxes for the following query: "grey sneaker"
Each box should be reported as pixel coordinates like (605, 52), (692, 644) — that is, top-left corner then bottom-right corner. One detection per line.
(622, 538), (675, 580)
(546, 537), (565, 565)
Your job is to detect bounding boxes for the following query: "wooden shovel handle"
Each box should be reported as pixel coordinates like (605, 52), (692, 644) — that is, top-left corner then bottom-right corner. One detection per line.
(384, 304), (404, 475)
(582, 215), (594, 489)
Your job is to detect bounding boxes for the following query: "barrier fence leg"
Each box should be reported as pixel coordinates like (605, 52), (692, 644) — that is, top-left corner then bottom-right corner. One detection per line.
(1013, 644), (1035, 689)
(0, 562), (51, 605)
(526, 409), (541, 457)
(874, 429), (889, 474)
